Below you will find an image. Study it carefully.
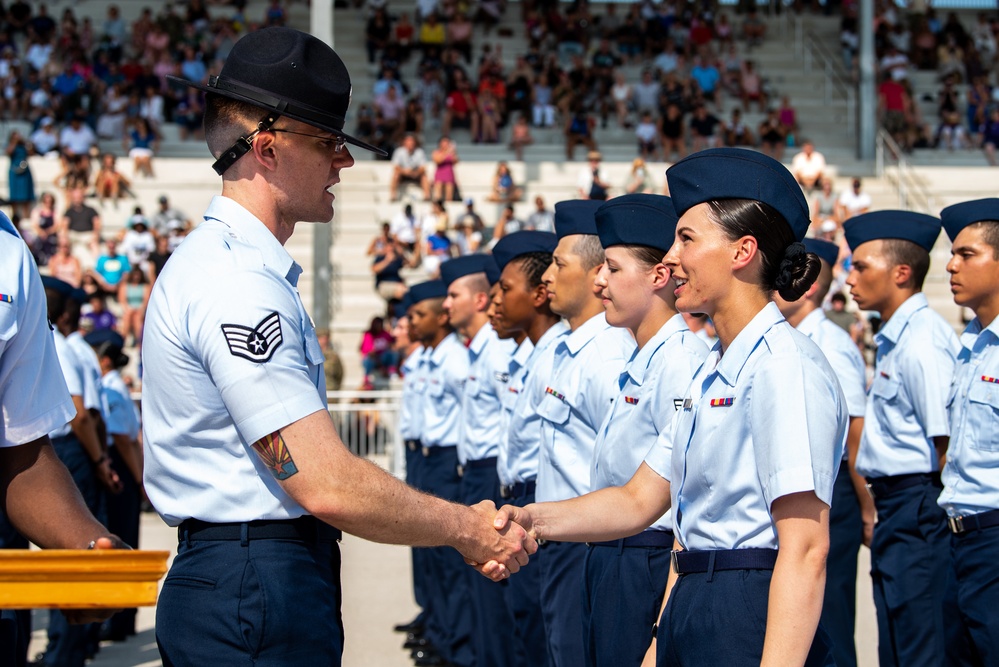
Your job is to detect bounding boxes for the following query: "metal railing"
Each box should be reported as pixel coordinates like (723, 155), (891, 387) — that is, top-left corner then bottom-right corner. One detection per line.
(327, 389), (404, 474)
(875, 129), (934, 213)
(794, 18), (857, 134)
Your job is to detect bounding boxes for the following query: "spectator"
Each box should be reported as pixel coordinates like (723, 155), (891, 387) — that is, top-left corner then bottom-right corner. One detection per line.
(481, 162), (519, 204)
(577, 150), (610, 200)
(937, 110), (968, 150)
(453, 217), (482, 255)
(492, 204), (525, 242)
(689, 104), (720, 152)
(624, 157), (652, 194)
(835, 178), (872, 223)
(59, 186), (101, 266)
(125, 118), (157, 179)
(879, 44), (911, 81)
(6, 130), (34, 220)
(722, 108), (754, 147)
(811, 178), (839, 228)
(877, 73), (912, 151)
(47, 238), (83, 287)
(421, 202), (453, 277)
(825, 292), (862, 346)
(414, 68), (445, 131)
(632, 69), (661, 114)
(610, 71), (633, 128)
(117, 266), (150, 346)
(59, 112), (97, 172)
(394, 13), (416, 63)
(565, 103), (597, 160)
(660, 102), (686, 161)
(742, 8), (766, 49)
(373, 85), (406, 145)
(442, 77), (479, 139)
(371, 239), (408, 303)
(508, 114), (534, 161)
(83, 292), (117, 332)
(447, 13), (474, 64)
(30, 117), (60, 157)
(93, 153), (132, 208)
(316, 328), (344, 392)
(431, 136), (460, 202)
(151, 195), (191, 237)
(28, 191), (59, 265)
(96, 83), (129, 140)
(634, 111), (659, 159)
(119, 213), (155, 268)
(937, 35), (965, 83)
(778, 97), (798, 143)
(367, 222), (394, 258)
(790, 140), (827, 191)
(389, 134), (431, 202)
(93, 238), (131, 295)
(456, 198), (484, 233)
(390, 203), (420, 254)
(690, 56), (721, 105)
(146, 235), (172, 283)
(263, 0), (287, 28)
(740, 60), (767, 112)
(526, 195), (555, 232)
(531, 74), (556, 128)
(401, 98), (424, 138)
(477, 89), (501, 143)
(361, 316), (398, 381)
(365, 8), (391, 64)
(419, 13), (446, 54)
(758, 110), (787, 160)
(979, 107), (999, 166)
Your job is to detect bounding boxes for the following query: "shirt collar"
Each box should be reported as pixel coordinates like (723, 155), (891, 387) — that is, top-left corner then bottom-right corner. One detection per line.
(876, 292), (928, 345)
(715, 301), (785, 385)
(203, 196), (302, 287)
(535, 320), (568, 353)
(512, 338), (533, 367)
(961, 314), (999, 351)
(625, 313), (688, 386)
(796, 307), (826, 337)
(563, 312), (608, 355)
(429, 332), (460, 365)
(468, 322), (493, 355)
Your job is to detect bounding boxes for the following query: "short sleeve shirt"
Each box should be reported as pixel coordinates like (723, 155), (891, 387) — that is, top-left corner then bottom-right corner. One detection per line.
(49, 331), (84, 439)
(458, 324), (515, 464)
(0, 217), (74, 447)
(392, 146), (426, 171)
(399, 346), (426, 441)
(102, 369), (140, 442)
(647, 303), (847, 551)
(855, 293), (959, 479)
(142, 196), (328, 526)
(422, 332), (468, 448)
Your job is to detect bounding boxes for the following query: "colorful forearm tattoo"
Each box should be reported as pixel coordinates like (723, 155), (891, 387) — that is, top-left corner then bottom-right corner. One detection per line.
(251, 431), (299, 480)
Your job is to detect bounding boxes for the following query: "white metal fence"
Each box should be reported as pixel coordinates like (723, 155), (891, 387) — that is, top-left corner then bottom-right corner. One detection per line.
(327, 389), (404, 475)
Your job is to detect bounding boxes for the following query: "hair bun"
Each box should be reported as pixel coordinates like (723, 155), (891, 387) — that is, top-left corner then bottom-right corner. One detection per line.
(775, 242), (820, 301)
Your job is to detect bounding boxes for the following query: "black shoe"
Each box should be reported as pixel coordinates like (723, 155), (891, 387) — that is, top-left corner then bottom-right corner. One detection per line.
(394, 618), (425, 634)
(404, 636), (431, 650)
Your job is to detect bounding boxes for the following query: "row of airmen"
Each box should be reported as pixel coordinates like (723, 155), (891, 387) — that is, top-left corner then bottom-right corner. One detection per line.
(394, 184), (999, 667)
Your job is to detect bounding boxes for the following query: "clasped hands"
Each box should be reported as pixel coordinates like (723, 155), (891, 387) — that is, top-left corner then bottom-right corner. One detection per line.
(464, 501), (537, 582)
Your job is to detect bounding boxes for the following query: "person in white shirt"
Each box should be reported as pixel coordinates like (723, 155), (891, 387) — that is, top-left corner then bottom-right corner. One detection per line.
(390, 134), (430, 202)
(835, 178), (872, 223)
(790, 141), (826, 190)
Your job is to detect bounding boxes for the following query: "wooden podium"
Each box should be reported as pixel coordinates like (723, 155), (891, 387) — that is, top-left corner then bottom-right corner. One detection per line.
(0, 550), (169, 609)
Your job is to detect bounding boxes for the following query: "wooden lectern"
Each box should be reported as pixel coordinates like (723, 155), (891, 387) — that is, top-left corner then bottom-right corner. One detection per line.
(0, 550), (169, 609)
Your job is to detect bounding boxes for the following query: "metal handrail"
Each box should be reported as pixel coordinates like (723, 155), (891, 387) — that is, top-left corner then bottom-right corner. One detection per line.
(875, 129), (933, 213)
(795, 18), (856, 133)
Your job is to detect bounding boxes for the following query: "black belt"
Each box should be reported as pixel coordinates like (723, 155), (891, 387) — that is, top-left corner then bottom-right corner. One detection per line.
(671, 548), (778, 574)
(589, 530), (674, 549)
(422, 445), (456, 457)
(500, 480), (536, 499)
(948, 508), (999, 535)
(458, 456), (497, 477)
(178, 516), (342, 543)
(866, 472), (941, 500)
(405, 439), (421, 451)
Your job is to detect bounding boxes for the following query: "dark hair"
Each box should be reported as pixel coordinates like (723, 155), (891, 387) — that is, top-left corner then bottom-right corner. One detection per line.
(881, 238), (931, 289)
(510, 251), (552, 288)
(830, 291), (847, 304)
(45, 288), (68, 323)
(706, 199), (820, 301)
(967, 220), (999, 260)
(625, 244), (667, 269)
(203, 94), (260, 159)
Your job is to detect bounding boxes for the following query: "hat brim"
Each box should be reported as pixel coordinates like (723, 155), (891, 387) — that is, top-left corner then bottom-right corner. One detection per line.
(168, 75), (387, 157)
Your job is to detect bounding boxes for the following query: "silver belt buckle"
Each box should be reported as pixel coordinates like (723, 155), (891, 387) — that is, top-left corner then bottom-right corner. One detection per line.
(500, 485), (511, 499)
(670, 549), (680, 575)
(457, 464), (465, 477)
(949, 515), (965, 534)
(422, 446), (430, 457)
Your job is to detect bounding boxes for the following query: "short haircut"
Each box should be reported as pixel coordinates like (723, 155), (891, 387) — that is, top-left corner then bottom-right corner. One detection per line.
(881, 238), (931, 289)
(572, 234), (605, 271)
(45, 288), (67, 322)
(831, 291), (847, 304)
(510, 251), (552, 288)
(626, 245), (667, 269)
(968, 220), (999, 259)
(203, 94), (263, 159)
(810, 259), (834, 304)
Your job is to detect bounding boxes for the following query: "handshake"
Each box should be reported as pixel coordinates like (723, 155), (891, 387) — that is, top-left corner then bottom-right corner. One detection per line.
(461, 501), (538, 582)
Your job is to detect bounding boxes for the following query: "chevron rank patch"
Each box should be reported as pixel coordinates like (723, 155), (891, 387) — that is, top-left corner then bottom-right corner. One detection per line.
(221, 312), (283, 363)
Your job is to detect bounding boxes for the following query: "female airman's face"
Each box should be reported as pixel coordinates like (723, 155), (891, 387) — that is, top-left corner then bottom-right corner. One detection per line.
(663, 203), (736, 317)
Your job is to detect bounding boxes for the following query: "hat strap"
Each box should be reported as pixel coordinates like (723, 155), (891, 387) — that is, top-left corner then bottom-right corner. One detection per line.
(211, 110), (283, 176)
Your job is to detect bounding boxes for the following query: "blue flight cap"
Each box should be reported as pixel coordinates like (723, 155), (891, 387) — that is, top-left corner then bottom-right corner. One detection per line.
(554, 200), (602, 240)
(393, 294), (411, 319)
(843, 210), (942, 252)
(492, 231), (557, 272)
(408, 280), (447, 304)
(803, 238), (840, 268)
(941, 198), (999, 242)
(69, 288), (89, 304)
(595, 194), (678, 253)
(439, 254), (500, 287)
(84, 328), (125, 349)
(41, 276), (74, 297)
(666, 147), (810, 242)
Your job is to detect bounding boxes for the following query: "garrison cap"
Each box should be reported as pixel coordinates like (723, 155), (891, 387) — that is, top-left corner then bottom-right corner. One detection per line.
(41, 276), (74, 297)
(665, 147), (810, 241)
(84, 328), (125, 349)
(70, 288), (89, 304)
(595, 194), (678, 253)
(803, 238), (840, 268)
(554, 200), (602, 240)
(408, 280), (447, 304)
(439, 254), (501, 287)
(844, 210), (942, 252)
(941, 198), (999, 242)
(492, 231), (557, 272)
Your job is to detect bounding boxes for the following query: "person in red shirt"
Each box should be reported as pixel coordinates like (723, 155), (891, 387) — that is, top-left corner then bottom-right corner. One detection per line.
(443, 78), (480, 138)
(878, 73), (912, 150)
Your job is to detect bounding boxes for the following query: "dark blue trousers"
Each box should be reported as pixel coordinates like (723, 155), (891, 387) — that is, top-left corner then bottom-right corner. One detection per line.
(404, 442), (429, 630)
(156, 527), (343, 666)
(657, 569), (834, 666)
(503, 489), (549, 667)
(104, 445), (141, 638)
(952, 526), (999, 665)
(0, 510), (29, 667)
(870, 478), (953, 667)
(420, 446), (473, 667)
(46, 434), (103, 667)
(460, 460), (521, 667)
(539, 540), (586, 667)
(581, 540), (671, 667)
(821, 460), (862, 667)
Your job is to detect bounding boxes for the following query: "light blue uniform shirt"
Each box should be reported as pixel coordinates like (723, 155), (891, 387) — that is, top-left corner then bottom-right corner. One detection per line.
(142, 196), (328, 526)
(797, 309), (867, 420)
(458, 323), (516, 464)
(940, 316), (999, 517)
(0, 215), (74, 448)
(592, 314), (707, 532)
(855, 293), (959, 479)
(536, 312), (635, 503)
(102, 369), (140, 443)
(422, 332), (467, 448)
(646, 303), (847, 551)
(49, 331), (85, 439)
(399, 345), (426, 441)
(500, 322), (567, 486)
(67, 331), (106, 418)
(497, 337), (533, 478)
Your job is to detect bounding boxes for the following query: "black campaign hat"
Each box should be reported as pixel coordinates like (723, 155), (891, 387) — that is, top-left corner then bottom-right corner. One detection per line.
(168, 27), (385, 172)
(803, 238), (840, 268)
(941, 198), (999, 242)
(440, 255), (501, 288)
(595, 194), (678, 254)
(492, 231), (557, 272)
(844, 210), (942, 252)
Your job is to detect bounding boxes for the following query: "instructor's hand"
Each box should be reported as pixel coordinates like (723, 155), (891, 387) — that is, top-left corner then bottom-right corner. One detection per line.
(462, 500), (537, 582)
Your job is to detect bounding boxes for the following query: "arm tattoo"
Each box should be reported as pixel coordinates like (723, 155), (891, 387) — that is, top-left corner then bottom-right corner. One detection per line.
(251, 431), (299, 481)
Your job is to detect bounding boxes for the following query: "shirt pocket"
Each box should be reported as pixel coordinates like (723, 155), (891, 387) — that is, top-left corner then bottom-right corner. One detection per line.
(967, 382), (999, 452)
(428, 375), (445, 398)
(465, 375), (482, 398)
(0, 301), (16, 342)
(537, 390), (571, 426)
(871, 375), (901, 430)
